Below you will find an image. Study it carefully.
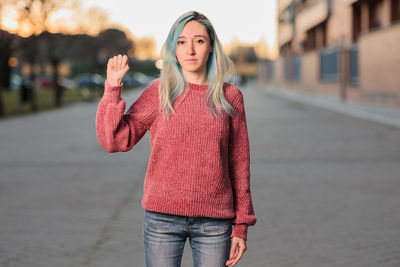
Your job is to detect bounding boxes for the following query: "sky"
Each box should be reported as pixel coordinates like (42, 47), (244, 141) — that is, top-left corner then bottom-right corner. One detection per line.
(82, 0), (277, 52)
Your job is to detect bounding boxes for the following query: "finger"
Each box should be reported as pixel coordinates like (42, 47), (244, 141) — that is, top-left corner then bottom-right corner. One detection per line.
(111, 56), (117, 70)
(107, 59), (111, 71)
(229, 240), (238, 260)
(226, 259), (234, 266)
(107, 58), (112, 70)
(231, 245), (246, 266)
(226, 241), (238, 266)
(122, 55), (128, 67)
(117, 54), (122, 69)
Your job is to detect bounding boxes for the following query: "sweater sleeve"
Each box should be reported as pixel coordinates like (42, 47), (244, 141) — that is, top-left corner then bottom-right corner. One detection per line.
(228, 90), (257, 240)
(95, 80), (159, 153)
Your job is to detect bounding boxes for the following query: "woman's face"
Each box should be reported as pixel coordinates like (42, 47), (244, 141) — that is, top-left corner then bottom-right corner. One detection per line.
(175, 20), (213, 79)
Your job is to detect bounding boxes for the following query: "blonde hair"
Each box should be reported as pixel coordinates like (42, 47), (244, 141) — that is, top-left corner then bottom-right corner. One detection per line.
(159, 11), (235, 120)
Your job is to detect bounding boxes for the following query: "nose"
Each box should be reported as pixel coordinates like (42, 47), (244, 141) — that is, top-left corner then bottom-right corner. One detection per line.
(186, 41), (195, 55)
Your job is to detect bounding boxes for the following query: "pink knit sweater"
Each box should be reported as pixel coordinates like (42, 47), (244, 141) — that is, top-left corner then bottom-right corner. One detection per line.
(96, 80), (256, 240)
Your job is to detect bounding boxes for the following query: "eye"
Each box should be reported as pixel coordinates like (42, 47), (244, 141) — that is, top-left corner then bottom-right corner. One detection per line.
(196, 39), (205, 44)
(177, 40), (184, 45)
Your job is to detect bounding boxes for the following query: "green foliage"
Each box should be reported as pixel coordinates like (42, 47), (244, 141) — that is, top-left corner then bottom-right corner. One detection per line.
(1, 89), (92, 118)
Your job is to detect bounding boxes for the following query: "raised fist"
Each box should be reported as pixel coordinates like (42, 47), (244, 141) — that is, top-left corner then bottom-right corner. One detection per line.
(107, 54), (130, 87)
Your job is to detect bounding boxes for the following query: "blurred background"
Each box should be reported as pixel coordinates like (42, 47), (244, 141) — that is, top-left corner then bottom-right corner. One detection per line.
(1, 0), (399, 118)
(0, 0), (277, 117)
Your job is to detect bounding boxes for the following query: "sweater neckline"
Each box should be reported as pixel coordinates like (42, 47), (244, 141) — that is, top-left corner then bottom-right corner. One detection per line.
(188, 82), (209, 91)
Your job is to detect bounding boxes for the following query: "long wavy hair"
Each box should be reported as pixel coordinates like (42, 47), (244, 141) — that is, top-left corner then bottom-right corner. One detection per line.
(159, 11), (235, 120)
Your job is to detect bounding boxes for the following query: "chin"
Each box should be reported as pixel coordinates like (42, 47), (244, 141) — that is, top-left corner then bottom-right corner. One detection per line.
(183, 67), (202, 73)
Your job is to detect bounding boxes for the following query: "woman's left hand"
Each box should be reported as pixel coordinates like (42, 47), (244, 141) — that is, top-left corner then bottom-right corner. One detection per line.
(225, 237), (247, 266)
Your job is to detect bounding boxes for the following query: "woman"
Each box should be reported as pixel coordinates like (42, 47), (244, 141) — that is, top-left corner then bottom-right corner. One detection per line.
(96, 11), (256, 267)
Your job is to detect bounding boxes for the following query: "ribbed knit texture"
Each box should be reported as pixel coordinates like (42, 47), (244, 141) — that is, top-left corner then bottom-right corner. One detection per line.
(96, 80), (256, 240)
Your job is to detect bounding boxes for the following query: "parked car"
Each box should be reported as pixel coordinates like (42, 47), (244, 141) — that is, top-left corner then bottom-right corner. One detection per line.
(121, 72), (153, 88)
(59, 77), (77, 90)
(9, 73), (22, 90)
(74, 73), (105, 89)
(74, 73), (106, 102)
(122, 75), (141, 87)
(133, 72), (152, 86)
(91, 74), (106, 87)
(35, 76), (55, 90)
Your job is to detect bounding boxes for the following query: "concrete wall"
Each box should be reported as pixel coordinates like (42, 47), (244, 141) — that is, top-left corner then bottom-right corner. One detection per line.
(359, 22), (400, 105)
(301, 51), (319, 90)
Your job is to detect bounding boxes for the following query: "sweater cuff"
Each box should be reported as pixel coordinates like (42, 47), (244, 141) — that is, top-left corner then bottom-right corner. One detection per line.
(103, 80), (123, 102)
(231, 224), (248, 241)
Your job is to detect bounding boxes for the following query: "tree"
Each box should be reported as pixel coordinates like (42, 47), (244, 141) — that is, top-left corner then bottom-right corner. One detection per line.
(96, 28), (133, 69)
(15, 0), (71, 34)
(10, 0), (75, 107)
(0, 0), (15, 116)
(134, 36), (158, 60)
(97, 29), (133, 57)
(0, 30), (15, 117)
(1, 0), (134, 111)
(18, 34), (39, 111)
(72, 6), (109, 36)
(36, 31), (65, 106)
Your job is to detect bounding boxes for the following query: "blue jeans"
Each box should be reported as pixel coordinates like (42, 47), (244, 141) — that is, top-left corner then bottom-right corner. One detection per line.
(142, 210), (233, 267)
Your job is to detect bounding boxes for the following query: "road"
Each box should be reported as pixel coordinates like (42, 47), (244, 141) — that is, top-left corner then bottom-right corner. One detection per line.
(1, 83), (400, 267)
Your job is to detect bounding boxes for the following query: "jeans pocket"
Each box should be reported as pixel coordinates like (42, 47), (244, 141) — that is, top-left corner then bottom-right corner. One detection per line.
(201, 218), (233, 234)
(144, 210), (176, 232)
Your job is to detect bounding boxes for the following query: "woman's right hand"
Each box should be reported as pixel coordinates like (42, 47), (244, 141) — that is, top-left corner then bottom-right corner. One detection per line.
(107, 54), (130, 87)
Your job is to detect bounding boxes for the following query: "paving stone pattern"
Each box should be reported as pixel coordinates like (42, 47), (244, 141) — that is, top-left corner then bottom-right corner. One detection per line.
(0, 84), (400, 267)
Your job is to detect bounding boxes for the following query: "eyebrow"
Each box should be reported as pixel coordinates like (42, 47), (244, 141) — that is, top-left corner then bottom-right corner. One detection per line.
(178, 35), (207, 39)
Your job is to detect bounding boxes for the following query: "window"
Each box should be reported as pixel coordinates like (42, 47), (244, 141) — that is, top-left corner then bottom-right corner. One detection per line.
(391, 0), (400, 22)
(352, 2), (361, 42)
(304, 22), (327, 51)
(368, 0), (384, 29)
(280, 41), (292, 56)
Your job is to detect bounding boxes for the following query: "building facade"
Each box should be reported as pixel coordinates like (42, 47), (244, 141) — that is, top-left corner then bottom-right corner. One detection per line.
(259, 0), (400, 106)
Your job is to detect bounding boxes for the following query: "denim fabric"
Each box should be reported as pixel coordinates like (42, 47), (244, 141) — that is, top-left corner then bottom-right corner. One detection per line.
(142, 210), (233, 267)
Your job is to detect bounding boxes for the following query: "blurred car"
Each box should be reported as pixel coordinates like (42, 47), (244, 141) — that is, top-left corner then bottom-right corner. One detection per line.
(35, 76), (78, 90)
(74, 73), (106, 102)
(74, 74), (95, 88)
(10, 73), (22, 90)
(74, 73), (105, 89)
(59, 77), (77, 90)
(91, 74), (106, 87)
(133, 72), (152, 86)
(122, 75), (138, 87)
(121, 72), (153, 88)
(35, 76), (55, 90)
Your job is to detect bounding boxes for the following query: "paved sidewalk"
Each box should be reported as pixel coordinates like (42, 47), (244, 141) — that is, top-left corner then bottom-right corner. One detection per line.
(259, 84), (400, 129)
(1, 84), (400, 266)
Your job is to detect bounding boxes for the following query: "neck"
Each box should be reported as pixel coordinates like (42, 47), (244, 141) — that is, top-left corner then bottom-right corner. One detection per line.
(182, 69), (208, 85)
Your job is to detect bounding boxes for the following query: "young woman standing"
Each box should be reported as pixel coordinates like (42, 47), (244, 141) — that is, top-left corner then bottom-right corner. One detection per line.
(96, 11), (256, 267)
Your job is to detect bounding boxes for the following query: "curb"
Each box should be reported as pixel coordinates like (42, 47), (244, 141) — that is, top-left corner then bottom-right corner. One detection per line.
(260, 85), (400, 130)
